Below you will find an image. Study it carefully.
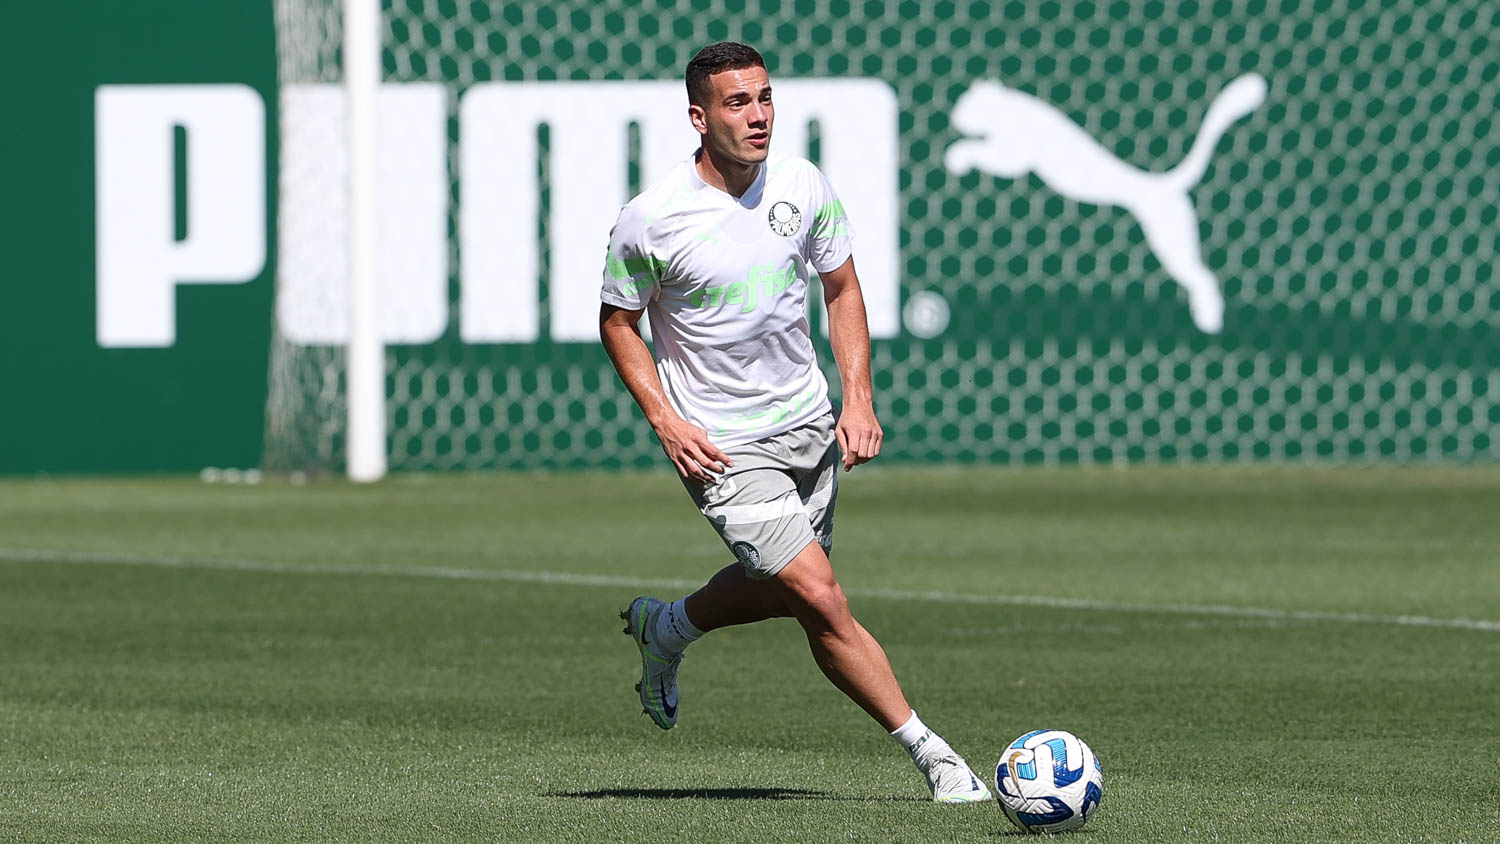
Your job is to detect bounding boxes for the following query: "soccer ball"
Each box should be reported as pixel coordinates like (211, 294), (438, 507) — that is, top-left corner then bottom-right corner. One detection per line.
(994, 729), (1103, 834)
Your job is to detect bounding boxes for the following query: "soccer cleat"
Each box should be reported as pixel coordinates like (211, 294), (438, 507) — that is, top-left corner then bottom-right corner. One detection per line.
(918, 750), (992, 803)
(620, 597), (682, 730)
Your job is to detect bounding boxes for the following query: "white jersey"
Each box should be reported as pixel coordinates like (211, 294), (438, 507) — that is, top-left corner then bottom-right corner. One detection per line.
(601, 151), (854, 447)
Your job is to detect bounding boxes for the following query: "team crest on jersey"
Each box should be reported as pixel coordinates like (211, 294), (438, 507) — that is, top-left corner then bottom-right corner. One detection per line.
(767, 201), (801, 237)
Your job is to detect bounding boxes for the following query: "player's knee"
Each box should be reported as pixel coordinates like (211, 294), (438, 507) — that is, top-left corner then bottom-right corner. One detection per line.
(796, 580), (851, 631)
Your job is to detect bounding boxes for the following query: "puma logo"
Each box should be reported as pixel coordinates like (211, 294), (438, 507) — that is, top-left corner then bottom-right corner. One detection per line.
(944, 73), (1268, 334)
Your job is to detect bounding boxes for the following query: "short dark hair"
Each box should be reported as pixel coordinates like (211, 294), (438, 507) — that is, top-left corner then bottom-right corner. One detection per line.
(685, 42), (767, 106)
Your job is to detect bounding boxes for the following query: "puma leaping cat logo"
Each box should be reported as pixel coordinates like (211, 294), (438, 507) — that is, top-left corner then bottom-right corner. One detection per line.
(944, 74), (1268, 334)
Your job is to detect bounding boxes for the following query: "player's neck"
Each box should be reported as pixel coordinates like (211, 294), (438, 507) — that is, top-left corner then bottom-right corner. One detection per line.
(695, 146), (760, 198)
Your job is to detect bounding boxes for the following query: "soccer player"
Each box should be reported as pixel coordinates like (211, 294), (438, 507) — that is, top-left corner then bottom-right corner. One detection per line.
(599, 42), (990, 803)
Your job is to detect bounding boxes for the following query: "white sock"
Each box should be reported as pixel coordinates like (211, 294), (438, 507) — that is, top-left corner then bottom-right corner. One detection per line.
(889, 710), (950, 762)
(651, 598), (704, 655)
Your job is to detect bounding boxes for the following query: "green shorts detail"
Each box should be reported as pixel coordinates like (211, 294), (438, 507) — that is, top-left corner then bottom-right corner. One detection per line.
(679, 412), (839, 579)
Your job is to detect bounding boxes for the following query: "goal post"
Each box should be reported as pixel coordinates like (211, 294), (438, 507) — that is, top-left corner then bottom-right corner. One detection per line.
(343, 0), (384, 482)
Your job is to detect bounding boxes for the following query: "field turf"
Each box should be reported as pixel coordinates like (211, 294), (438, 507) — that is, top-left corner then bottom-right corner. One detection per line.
(1, 466), (1497, 842)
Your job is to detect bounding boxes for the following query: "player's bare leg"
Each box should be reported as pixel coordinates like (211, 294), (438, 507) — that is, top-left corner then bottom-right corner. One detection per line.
(766, 540), (910, 729)
(622, 564), (785, 728)
(624, 542), (988, 801)
(620, 563), (789, 729)
(768, 540), (991, 802)
(683, 563), (790, 629)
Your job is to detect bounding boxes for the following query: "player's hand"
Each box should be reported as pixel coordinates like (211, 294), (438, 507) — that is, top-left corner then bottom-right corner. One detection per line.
(835, 403), (883, 471)
(654, 417), (734, 483)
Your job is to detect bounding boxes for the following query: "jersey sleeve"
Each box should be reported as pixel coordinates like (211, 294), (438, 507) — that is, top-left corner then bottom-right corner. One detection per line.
(807, 166), (854, 274)
(600, 204), (665, 310)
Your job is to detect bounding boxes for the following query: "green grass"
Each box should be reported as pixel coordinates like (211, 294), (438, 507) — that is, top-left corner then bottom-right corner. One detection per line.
(1, 466), (1498, 842)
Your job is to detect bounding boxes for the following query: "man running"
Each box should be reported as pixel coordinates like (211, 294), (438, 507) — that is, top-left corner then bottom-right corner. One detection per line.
(600, 41), (989, 803)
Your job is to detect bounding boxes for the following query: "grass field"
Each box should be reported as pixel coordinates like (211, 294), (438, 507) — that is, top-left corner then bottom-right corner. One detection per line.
(2, 465), (1498, 842)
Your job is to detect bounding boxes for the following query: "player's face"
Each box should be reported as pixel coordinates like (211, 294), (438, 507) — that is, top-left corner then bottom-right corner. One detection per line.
(694, 66), (774, 165)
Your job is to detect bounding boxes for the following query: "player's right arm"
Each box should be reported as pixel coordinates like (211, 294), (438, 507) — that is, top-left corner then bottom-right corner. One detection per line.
(599, 305), (732, 483)
(601, 203), (733, 482)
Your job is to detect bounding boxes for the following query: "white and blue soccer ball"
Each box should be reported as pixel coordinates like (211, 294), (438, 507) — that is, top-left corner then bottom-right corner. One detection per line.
(994, 729), (1103, 834)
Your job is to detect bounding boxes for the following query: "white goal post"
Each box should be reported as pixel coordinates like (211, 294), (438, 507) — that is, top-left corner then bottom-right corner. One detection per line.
(344, 0), (384, 482)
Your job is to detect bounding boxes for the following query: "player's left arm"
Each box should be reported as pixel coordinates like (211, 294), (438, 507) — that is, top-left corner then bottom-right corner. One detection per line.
(820, 256), (883, 471)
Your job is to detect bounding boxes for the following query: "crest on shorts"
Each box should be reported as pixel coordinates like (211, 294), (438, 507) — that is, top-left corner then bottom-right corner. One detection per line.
(731, 541), (762, 567)
(767, 201), (801, 236)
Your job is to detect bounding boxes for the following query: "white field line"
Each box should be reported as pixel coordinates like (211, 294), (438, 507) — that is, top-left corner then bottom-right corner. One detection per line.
(2, 546), (1497, 633)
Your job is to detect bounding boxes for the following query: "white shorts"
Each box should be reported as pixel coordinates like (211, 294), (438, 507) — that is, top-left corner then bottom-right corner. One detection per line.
(679, 412), (839, 579)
